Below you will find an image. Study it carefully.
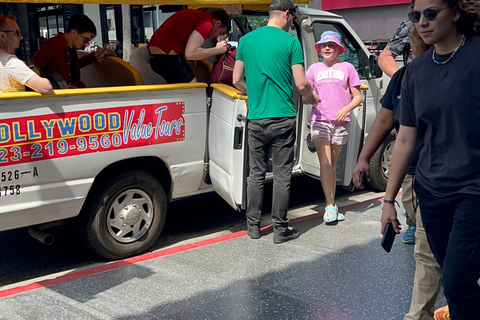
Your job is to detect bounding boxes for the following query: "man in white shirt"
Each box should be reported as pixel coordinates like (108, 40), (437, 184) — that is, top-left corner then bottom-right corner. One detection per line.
(0, 15), (52, 94)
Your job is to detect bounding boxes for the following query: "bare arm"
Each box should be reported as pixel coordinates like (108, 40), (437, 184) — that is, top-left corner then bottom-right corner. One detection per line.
(233, 60), (247, 95)
(380, 125), (417, 234)
(292, 64), (319, 105)
(335, 86), (362, 122)
(184, 31), (227, 61)
(345, 87), (362, 112)
(353, 107), (395, 188)
(378, 48), (399, 78)
(26, 74), (53, 95)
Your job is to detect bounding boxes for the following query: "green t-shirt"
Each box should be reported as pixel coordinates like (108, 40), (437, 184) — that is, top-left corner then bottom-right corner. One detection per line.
(236, 26), (304, 120)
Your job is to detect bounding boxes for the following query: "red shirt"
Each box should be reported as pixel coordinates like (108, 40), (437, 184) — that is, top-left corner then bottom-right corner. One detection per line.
(32, 33), (96, 87)
(148, 10), (213, 55)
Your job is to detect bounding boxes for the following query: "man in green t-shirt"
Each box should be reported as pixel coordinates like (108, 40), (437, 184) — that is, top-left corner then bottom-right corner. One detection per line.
(233, 0), (319, 244)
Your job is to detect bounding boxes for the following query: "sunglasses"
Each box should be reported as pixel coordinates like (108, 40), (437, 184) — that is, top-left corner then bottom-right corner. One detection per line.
(1, 30), (21, 37)
(408, 7), (449, 23)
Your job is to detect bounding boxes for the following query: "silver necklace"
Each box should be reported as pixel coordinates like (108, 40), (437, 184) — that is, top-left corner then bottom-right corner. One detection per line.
(432, 34), (465, 65)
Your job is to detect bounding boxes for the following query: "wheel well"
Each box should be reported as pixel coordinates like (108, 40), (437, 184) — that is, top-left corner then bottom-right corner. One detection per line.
(87, 157), (172, 200)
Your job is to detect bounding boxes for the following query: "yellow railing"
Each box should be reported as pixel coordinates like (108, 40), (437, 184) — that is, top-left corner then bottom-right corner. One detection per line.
(210, 83), (248, 100)
(0, 83), (208, 100)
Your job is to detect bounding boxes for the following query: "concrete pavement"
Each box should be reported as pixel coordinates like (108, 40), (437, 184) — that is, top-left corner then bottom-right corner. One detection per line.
(0, 193), (446, 320)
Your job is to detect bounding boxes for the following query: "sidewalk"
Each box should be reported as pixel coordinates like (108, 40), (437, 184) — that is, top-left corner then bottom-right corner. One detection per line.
(0, 196), (445, 320)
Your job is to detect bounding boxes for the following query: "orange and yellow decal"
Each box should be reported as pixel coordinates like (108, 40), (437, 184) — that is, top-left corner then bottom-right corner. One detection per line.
(0, 102), (185, 167)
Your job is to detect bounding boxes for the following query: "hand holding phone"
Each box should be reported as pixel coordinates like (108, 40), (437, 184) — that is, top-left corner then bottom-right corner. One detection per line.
(359, 169), (366, 188)
(381, 222), (397, 252)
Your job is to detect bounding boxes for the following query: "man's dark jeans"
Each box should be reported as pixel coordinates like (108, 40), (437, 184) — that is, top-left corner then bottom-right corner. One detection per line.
(246, 117), (296, 234)
(415, 181), (480, 319)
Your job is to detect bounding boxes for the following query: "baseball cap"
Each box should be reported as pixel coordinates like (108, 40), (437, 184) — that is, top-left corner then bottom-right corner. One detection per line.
(315, 31), (346, 54)
(269, 0), (301, 19)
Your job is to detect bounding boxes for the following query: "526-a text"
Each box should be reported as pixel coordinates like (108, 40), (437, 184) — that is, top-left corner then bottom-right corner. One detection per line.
(1, 170), (20, 182)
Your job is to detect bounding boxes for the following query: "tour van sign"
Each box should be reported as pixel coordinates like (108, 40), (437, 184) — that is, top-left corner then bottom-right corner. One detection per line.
(0, 102), (185, 167)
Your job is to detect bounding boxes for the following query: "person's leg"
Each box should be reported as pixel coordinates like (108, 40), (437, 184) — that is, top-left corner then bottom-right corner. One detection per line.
(330, 123), (348, 203)
(246, 120), (270, 235)
(441, 194), (480, 319)
(404, 183), (443, 320)
(402, 174), (417, 245)
(415, 181), (453, 266)
(270, 117), (295, 234)
(415, 182), (480, 319)
(150, 55), (195, 83)
(314, 137), (335, 207)
(402, 174), (417, 226)
(330, 143), (342, 201)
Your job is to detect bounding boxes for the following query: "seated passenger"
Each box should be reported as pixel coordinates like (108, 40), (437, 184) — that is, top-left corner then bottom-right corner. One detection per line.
(0, 15), (52, 94)
(148, 9), (231, 84)
(32, 14), (113, 88)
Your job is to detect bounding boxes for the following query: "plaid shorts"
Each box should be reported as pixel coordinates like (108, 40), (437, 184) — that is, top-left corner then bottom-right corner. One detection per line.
(311, 121), (349, 145)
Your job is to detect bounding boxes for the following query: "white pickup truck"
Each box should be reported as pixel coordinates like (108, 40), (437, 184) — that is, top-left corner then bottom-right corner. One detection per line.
(0, 3), (386, 259)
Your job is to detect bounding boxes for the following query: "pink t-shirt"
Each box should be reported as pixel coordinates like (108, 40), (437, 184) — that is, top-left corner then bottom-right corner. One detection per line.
(306, 61), (360, 123)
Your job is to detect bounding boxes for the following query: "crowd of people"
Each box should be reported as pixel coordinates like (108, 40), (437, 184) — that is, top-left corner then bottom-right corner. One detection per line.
(232, 0), (480, 318)
(0, 8), (231, 92)
(3, 0), (480, 318)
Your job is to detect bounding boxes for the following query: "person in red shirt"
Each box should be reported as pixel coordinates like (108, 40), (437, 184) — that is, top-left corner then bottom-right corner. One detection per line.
(148, 9), (231, 83)
(32, 14), (112, 88)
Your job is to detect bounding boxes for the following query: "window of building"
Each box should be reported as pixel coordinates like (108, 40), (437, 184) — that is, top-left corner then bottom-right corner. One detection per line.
(106, 6), (117, 41)
(36, 6), (64, 39)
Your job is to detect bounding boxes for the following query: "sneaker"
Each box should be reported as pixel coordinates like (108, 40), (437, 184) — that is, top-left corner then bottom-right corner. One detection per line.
(273, 228), (300, 244)
(434, 306), (450, 320)
(247, 227), (261, 239)
(324, 205), (338, 223)
(334, 203), (345, 221)
(403, 226), (416, 244)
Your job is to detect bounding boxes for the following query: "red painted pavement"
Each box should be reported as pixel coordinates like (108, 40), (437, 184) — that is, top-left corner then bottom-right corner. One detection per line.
(0, 193), (395, 299)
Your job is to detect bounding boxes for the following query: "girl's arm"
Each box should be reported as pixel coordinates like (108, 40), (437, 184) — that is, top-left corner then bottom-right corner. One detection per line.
(380, 124), (417, 235)
(335, 86), (362, 122)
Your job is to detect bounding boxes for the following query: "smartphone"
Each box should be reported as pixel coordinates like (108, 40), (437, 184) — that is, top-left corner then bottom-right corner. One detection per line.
(381, 222), (397, 253)
(359, 169), (366, 187)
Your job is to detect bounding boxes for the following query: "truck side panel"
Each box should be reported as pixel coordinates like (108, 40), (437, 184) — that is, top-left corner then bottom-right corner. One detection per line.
(0, 85), (208, 231)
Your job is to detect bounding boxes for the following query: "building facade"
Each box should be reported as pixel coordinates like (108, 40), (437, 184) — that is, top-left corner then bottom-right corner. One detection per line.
(311, 0), (411, 41)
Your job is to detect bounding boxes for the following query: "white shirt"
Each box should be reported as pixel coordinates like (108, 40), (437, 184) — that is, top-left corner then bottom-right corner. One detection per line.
(0, 48), (36, 93)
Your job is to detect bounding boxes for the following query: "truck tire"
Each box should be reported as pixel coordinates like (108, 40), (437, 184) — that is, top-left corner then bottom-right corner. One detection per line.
(368, 131), (396, 192)
(79, 170), (167, 259)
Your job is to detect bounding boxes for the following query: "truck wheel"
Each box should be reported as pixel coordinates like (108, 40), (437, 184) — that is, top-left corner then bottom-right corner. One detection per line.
(79, 170), (166, 259)
(368, 131), (396, 192)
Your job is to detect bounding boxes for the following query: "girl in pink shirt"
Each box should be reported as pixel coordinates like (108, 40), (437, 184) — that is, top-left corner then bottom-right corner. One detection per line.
(305, 31), (362, 224)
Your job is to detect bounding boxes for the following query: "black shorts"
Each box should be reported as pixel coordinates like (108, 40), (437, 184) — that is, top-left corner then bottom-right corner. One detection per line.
(149, 54), (195, 84)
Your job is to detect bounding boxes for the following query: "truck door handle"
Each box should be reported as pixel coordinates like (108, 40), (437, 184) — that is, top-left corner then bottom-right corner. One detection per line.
(234, 127), (243, 149)
(237, 114), (246, 122)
